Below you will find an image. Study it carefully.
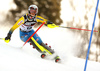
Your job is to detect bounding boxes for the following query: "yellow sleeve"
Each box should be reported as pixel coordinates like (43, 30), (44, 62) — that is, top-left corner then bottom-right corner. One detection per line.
(36, 16), (48, 24)
(8, 16), (24, 34)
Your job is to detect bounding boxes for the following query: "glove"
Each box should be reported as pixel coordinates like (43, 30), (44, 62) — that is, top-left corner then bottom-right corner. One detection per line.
(47, 21), (58, 28)
(4, 33), (11, 43)
(47, 23), (58, 28)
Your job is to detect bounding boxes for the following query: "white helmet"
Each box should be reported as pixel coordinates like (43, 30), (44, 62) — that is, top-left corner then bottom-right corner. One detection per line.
(28, 5), (38, 15)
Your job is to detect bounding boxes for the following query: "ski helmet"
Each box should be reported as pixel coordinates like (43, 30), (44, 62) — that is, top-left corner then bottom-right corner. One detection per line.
(28, 5), (38, 15)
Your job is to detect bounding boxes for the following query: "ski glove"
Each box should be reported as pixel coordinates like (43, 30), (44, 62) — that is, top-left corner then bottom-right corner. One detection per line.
(4, 33), (11, 43)
(47, 24), (58, 28)
(47, 21), (58, 28)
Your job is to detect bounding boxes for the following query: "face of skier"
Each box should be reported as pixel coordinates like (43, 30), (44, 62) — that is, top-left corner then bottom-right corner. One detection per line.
(30, 7), (37, 16)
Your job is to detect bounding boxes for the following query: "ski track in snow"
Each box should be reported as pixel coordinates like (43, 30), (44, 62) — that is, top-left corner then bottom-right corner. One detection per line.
(0, 26), (100, 71)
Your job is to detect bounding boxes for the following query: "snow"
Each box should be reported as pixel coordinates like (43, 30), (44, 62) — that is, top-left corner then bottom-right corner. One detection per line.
(0, 26), (100, 71)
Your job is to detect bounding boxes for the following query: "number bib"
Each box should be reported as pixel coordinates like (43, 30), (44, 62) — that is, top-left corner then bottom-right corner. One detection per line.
(20, 14), (37, 32)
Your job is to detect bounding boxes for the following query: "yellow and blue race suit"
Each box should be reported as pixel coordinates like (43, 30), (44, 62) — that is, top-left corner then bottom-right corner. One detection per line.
(6, 14), (58, 55)
(8, 14), (48, 44)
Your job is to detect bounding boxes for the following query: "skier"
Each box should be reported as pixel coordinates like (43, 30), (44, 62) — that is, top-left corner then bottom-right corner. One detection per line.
(4, 5), (60, 62)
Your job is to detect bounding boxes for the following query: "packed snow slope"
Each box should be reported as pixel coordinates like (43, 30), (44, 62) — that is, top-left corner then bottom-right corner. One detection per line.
(0, 26), (100, 71)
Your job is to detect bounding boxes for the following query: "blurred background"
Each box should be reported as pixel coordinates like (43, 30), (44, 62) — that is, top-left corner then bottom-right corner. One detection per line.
(0, 0), (100, 62)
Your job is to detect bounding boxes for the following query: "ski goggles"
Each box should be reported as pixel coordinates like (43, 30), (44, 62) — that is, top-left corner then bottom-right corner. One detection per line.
(30, 7), (37, 14)
(30, 9), (36, 14)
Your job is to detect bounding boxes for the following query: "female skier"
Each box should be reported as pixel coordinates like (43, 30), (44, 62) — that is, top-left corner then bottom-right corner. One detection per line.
(4, 5), (60, 62)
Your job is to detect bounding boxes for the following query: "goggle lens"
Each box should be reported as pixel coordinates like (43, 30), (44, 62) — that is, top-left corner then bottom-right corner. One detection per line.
(30, 9), (36, 13)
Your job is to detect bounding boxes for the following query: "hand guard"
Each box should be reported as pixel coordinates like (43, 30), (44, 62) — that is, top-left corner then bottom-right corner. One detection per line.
(4, 33), (11, 43)
(47, 24), (58, 28)
(47, 21), (58, 28)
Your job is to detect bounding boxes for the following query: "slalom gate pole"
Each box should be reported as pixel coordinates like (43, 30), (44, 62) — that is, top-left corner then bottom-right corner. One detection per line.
(84, 0), (99, 71)
(58, 26), (99, 33)
(23, 22), (45, 47)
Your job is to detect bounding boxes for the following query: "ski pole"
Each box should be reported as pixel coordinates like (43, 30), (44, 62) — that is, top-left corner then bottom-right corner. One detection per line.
(23, 22), (45, 47)
(0, 38), (4, 40)
(58, 26), (99, 33)
(0, 38), (3, 40)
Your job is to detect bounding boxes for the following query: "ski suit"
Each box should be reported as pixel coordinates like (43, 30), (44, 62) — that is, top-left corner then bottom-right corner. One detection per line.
(7, 14), (55, 54)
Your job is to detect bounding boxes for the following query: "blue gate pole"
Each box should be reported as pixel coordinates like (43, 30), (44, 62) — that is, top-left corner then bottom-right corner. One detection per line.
(84, 0), (99, 71)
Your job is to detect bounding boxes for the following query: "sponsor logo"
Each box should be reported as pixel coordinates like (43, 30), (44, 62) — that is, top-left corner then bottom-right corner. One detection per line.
(36, 39), (39, 42)
(37, 17), (44, 21)
(21, 36), (24, 38)
(25, 22), (36, 25)
(18, 20), (23, 25)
